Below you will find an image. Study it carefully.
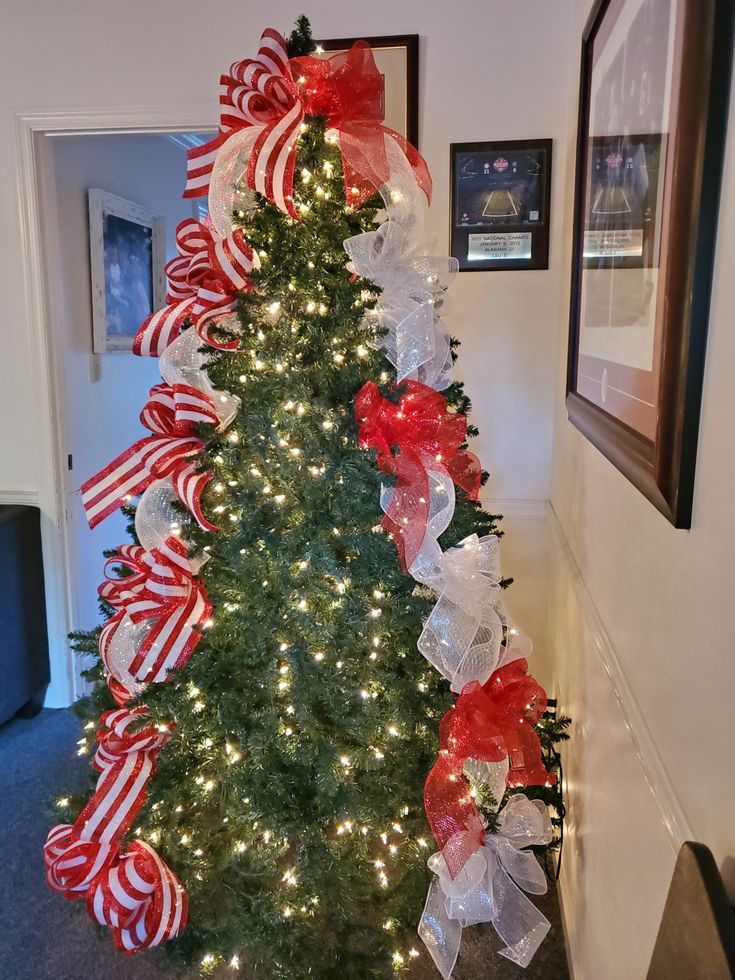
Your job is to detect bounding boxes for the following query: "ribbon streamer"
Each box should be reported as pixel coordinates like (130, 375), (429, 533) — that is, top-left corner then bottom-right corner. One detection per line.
(410, 533), (506, 692)
(356, 379), (481, 570)
(419, 796), (552, 977)
(81, 382), (220, 530)
(45, 709), (167, 890)
(133, 219), (258, 357)
(45, 709), (186, 953)
(344, 222), (456, 389)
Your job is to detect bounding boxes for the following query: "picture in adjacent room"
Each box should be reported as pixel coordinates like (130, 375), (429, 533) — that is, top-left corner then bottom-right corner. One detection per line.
(449, 140), (552, 271)
(89, 188), (165, 353)
(566, 0), (733, 527)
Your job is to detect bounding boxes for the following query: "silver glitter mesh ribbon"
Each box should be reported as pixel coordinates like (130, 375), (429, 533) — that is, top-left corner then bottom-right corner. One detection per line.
(410, 533), (506, 692)
(419, 795), (552, 977)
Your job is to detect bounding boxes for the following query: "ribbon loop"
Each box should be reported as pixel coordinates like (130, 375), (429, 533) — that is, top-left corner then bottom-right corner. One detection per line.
(134, 221), (258, 357)
(419, 795), (553, 977)
(99, 536), (211, 704)
(425, 658), (556, 878)
(186, 29), (303, 219)
(86, 841), (188, 954)
(356, 380), (481, 570)
(81, 382), (223, 530)
(344, 222), (456, 389)
(411, 533), (505, 691)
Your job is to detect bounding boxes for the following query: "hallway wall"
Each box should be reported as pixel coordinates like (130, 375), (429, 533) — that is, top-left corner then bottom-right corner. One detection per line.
(548, 3), (735, 977)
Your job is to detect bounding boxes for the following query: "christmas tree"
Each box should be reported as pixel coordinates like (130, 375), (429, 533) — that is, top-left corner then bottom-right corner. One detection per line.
(47, 19), (565, 979)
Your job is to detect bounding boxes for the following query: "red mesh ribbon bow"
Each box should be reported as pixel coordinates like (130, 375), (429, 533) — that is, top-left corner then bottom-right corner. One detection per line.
(355, 380), (481, 570)
(45, 709), (186, 953)
(81, 382), (219, 530)
(133, 219), (257, 357)
(291, 41), (432, 208)
(185, 29), (304, 218)
(424, 658), (556, 877)
(98, 536), (212, 705)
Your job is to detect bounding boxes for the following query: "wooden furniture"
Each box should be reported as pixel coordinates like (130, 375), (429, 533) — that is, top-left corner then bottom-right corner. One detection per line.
(0, 505), (50, 723)
(647, 842), (735, 979)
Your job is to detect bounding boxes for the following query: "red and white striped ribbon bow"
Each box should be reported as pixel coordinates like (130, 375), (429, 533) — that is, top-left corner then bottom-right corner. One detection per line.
(86, 840), (188, 954)
(98, 536), (212, 704)
(45, 710), (186, 953)
(133, 219), (257, 357)
(80, 382), (219, 530)
(184, 28), (304, 219)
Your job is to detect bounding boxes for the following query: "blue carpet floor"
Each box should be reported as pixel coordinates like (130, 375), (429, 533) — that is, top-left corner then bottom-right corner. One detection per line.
(0, 709), (569, 979)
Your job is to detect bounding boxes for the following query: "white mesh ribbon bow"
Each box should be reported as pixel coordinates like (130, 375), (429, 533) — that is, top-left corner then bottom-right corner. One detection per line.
(410, 533), (506, 692)
(344, 223), (456, 390)
(419, 795), (552, 977)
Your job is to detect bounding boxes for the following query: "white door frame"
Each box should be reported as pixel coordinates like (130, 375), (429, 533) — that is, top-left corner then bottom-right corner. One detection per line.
(14, 105), (215, 707)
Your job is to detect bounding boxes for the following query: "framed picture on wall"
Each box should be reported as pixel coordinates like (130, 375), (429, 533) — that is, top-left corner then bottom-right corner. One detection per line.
(566, 0), (734, 527)
(315, 35), (419, 148)
(449, 140), (553, 271)
(88, 189), (165, 353)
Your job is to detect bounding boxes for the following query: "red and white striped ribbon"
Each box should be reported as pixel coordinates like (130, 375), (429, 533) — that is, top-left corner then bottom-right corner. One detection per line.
(44, 825), (119, 899)
(184, 28), (303, 219)
(80, 383), (218, 529)
(45, 711), (165, 882)
(86, 841), (188, 954)
(133, 220), (257, 357)
(80, 709), (168, 844)
(98, 537), (212, 703)
(45, 710), (185, 952)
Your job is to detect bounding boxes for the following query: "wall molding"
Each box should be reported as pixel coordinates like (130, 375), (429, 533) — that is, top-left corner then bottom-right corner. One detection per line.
(0, 487), (39, 506)
(547, 500), (694, 851)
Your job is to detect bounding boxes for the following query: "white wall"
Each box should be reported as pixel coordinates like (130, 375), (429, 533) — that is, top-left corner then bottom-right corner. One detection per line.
(548, 2), (735, 978)
(39, 134), (194, 633)
(0, 0), (574, 701)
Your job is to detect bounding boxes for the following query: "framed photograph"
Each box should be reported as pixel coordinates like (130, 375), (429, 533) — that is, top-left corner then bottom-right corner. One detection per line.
(88, 189), (165, 353)
(567, 0), (733, 526)
(315, 35), (419, 148)
(449, 140), (552, 272)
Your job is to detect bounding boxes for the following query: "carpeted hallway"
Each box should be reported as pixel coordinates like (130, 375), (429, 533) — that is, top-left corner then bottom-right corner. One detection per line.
(0, 710), (569, 980)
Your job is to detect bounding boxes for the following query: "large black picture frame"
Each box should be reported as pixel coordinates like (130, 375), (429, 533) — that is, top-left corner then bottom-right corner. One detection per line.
(566, 0), (734, 527)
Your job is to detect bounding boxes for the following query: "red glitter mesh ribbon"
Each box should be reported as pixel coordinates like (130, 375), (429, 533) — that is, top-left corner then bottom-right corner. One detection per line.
(355, 380), (481, 569)
(424, 658), (556, 877)
(292, 40), (432, 207)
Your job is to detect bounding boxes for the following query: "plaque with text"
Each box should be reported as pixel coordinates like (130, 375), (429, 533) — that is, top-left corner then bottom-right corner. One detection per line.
(450, 139), (552, 271)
